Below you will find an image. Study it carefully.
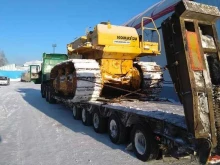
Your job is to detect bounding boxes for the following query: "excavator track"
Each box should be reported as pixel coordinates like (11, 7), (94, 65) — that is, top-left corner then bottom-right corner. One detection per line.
(136, 62), (163, 99)
(53, 59), (102, 103)
(53, 60), (163, 102)
(71, 59), (102, 102)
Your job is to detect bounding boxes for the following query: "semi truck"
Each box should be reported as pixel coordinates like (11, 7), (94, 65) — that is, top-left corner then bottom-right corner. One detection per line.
(21, 65), (41, 82)
(33, 1), (220, 164)
(38, 53), (68, 98)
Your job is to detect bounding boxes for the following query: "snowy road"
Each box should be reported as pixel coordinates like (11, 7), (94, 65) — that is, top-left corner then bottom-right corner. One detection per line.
(0, 82), (197, 165)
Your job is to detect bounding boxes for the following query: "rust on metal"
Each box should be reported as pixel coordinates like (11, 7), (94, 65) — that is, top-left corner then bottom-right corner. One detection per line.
(162, 0), (220, 162)
(186, 31), (203, 71)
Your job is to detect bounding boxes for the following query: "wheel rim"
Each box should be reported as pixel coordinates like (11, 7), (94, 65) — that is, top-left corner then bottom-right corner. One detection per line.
(134, 130), (146, 155)
(73, 106), (76, 117)
(82, 108), (86, 122)
(93, 113), (99, 129)
(110, 119), (118, 138)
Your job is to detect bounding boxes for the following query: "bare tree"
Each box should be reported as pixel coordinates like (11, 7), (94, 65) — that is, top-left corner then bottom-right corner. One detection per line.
(0, 51), (8, 67)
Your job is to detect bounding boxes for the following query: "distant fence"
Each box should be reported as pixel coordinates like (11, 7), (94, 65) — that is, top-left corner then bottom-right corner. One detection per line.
(0, 70), (25, 80)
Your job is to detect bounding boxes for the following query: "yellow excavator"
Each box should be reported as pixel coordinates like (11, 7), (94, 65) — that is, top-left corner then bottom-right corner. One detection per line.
(51, 18), (163, 102)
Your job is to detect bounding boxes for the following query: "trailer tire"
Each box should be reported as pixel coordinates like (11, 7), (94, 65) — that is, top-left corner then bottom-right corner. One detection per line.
(108, 114), (127, 144)
(41, 84), (46, 98)
(73, 105), (81, 120)
(131, 124), (159, 162)
(81, 108), (92, 126)
(93, 110), (107, 133)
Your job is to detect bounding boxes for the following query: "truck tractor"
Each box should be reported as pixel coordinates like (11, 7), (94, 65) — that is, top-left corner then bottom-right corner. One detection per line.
(39, 53), (68, 98)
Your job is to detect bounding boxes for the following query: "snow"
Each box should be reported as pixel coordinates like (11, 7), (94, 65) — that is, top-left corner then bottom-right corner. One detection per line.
(91, 100), (186, 129)
(10, 78), (21, 81)
(0, 82), (197, 165)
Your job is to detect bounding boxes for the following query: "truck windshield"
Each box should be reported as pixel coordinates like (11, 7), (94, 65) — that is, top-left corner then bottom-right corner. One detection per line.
(44, 59), (64, 73)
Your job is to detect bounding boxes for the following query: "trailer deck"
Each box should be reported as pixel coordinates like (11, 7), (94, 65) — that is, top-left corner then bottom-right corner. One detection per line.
(89, 100), (186, 129)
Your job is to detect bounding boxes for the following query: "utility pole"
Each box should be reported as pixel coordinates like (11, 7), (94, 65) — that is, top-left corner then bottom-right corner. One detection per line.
(52, 44), (57, 53)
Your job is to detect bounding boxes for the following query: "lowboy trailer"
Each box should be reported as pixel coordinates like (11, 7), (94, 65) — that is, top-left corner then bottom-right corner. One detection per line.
(34, 1), (220, 164)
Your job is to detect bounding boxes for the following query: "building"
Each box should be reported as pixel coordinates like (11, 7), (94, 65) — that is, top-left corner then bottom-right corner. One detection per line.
(0, 60), (42, 81)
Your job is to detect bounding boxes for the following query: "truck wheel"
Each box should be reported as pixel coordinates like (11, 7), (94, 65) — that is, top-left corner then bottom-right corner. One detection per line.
(73, 105), (81, 120)
(45, 86), (49, 102)
(41, 84), (46, 98)
(131, 124), (159, 162)
(81, 107), (92, 126)
(108, 114), (127, 144)
(93, 110), (107, 133)
(48, 86), (56, 104)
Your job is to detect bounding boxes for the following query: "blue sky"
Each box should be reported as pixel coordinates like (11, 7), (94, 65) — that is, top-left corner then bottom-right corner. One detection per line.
(0, 0), (159, 65)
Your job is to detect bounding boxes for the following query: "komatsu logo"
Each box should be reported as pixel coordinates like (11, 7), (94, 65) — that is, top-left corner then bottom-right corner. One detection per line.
(117, 36), (137, 41)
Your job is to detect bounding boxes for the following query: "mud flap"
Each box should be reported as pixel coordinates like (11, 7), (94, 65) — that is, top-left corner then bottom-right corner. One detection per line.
(197, 139), (212, 165)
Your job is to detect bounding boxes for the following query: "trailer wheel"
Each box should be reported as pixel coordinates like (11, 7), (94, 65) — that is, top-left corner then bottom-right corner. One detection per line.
(93, 110), (107, 133)
(108, 114), (127, 144)
(48, 86), (56, 104)
(81, 107), (92, 126)
(41, 84), (46, 98)
(131, 124), (159, 162)
(72, 105), (81, 120)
